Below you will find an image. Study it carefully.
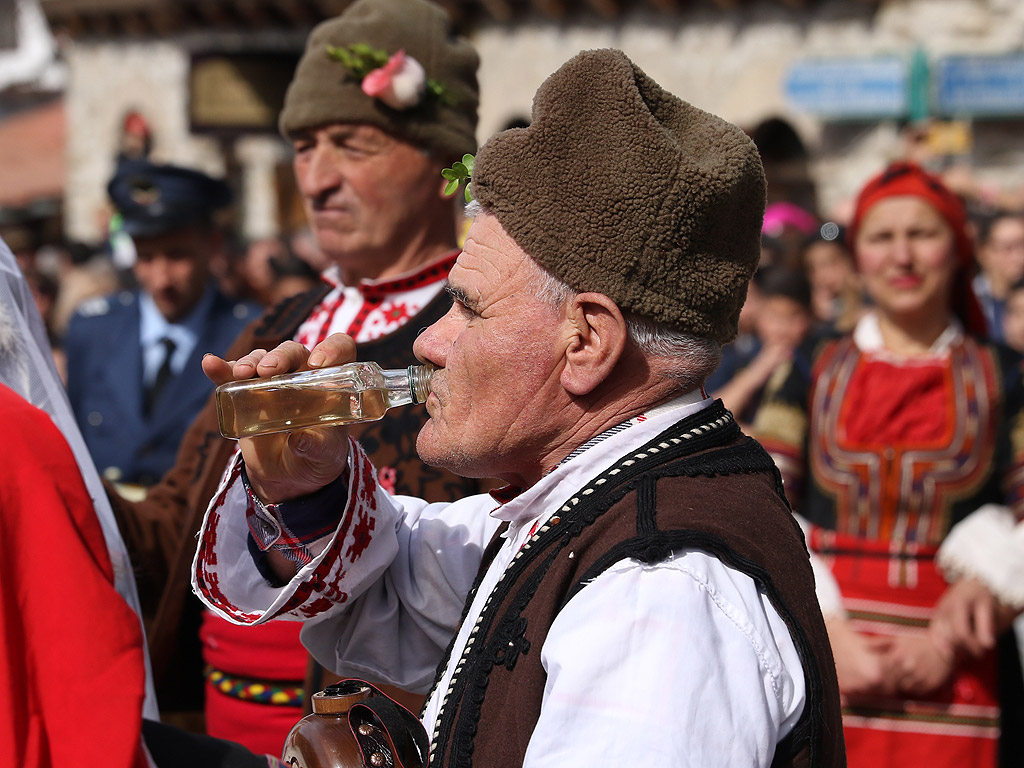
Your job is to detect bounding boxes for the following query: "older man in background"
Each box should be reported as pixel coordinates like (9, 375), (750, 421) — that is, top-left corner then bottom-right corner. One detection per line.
(107, 0), (483, 753)
(196, 49), (845, 766)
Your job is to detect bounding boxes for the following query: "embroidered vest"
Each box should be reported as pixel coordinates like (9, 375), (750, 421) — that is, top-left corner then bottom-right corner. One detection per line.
(425, 402), (845, 767)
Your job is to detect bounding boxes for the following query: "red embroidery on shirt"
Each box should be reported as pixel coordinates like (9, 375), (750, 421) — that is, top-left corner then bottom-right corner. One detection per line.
(359, 251), (458, 299)
(299, 596), (336, 618)
(346, 511), (376, 561)
(381, 301), (411, 324)
(378, 466), (397, 494)
(197, 461), (260, 623)
(348, 296), (383, 340)
(313, 290), (346, 347)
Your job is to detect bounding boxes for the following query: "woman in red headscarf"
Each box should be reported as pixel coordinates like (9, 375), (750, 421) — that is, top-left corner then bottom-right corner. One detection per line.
(753, 162), (1024, 767)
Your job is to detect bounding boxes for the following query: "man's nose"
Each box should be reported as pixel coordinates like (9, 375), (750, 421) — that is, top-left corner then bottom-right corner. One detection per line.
(413, 319), (447, 368)
(299, 145), (343, 199)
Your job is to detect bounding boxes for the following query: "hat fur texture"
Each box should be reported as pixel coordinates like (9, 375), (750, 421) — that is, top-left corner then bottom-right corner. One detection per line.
(472, 49), (766, 344)
(279, 0), (479, 159)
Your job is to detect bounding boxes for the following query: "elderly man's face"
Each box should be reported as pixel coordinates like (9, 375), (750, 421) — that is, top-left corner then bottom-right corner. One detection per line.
(413, 213), (571, 486)
(291, 123), (447, 281)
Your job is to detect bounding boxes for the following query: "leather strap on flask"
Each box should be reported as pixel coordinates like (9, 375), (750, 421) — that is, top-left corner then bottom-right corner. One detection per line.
(338, 680), (428, 768)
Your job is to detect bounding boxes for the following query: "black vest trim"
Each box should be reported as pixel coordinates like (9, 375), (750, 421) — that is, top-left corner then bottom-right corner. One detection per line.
(251, 281), (333, 344)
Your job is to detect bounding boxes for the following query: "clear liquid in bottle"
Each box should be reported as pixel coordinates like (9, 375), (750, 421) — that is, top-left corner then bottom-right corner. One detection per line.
(215, 361), (433, 439)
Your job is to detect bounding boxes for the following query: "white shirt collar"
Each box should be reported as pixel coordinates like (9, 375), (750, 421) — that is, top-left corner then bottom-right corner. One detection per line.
(852, 310), (963, 360)
(139, 284), (215, 379)
(490, 389), (713, 529)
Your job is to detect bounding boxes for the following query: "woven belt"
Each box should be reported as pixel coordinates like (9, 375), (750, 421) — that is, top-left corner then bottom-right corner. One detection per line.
(205, 666), (305, 707)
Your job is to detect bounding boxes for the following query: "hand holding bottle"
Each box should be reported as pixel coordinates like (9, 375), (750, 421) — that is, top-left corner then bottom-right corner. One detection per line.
(202, 334), (357, 503)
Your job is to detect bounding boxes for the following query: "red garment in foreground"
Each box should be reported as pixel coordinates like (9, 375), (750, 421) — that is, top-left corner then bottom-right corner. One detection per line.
(201, 615), (307, 755)
(0, 384), (148, 768)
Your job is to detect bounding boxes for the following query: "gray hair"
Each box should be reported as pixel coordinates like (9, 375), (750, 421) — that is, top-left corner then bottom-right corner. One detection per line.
(465, 201), (722, 390)
(533, 266), (721, 390)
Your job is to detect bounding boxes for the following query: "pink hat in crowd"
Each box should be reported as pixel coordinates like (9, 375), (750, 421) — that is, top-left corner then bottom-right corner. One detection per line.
(762, 201), (818, 238)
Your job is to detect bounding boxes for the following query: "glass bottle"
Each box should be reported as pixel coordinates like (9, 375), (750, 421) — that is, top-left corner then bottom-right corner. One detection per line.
(215, 361), (434, 439)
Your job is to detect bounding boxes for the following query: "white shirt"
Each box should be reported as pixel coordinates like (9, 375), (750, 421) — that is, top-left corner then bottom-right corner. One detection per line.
(193, 394), (806, 767)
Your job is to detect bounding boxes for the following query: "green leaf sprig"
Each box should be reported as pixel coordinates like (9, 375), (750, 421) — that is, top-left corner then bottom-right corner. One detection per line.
(325, 44), (453, 106)
(326, 43), (390, 78)
(441, 154), (475, 203)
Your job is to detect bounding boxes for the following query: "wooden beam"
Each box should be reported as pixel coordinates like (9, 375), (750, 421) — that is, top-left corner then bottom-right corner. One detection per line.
(478, 0), (514, 22)
(233, 0), (272, 26)
(89, 11), (116, 36)
(272, 0), (317, 24)
(313, 0), (351, 18)
(645, 0), (678, 14)
(119, 9), (150, 34)
(531, 0), (566, 20)
(192, 0), (233, 26)
(583, 0), (617, 19)
(149, 4), (181, 35)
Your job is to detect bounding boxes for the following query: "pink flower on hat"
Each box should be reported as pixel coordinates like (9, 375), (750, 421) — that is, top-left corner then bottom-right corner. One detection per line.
(361, 50), (426, 110)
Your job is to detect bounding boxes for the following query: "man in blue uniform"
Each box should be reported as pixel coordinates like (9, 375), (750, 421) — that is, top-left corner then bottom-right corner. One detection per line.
(65, 161), (259, 489)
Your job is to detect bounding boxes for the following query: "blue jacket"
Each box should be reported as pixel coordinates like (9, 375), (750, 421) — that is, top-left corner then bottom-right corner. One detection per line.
(65, 286), (259, 485)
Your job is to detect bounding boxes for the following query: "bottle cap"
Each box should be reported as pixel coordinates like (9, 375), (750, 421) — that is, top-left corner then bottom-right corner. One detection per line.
(311, 680), (374, 715)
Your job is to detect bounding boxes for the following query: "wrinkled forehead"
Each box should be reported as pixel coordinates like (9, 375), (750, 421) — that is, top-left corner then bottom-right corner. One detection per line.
(449, 213), (544, 303)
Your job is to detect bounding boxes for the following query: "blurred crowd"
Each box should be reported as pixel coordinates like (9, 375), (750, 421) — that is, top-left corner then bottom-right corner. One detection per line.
(2, 2), (1024, 764)
(4, 220), (324, 383)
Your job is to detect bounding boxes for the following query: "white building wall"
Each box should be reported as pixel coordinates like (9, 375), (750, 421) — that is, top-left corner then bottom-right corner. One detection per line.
(58, 0), (1024, 242)
(64, 40), (224, 242)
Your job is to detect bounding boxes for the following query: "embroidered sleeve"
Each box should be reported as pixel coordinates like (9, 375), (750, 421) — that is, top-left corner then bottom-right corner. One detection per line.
(194, 436), (401, 625)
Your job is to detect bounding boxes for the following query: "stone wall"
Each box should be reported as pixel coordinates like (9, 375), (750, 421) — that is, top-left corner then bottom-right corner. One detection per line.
(64, 40), (225, 241)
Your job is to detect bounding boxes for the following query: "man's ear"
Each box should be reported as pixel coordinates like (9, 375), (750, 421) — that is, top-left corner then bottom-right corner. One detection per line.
(560, 292), (628, 396)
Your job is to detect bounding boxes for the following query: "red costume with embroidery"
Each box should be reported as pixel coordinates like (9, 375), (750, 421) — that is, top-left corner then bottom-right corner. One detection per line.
(755, 322), (1024, 768)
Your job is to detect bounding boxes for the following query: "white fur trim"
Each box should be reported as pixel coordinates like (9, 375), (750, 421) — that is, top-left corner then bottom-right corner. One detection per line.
(937, 504), (1024, 609)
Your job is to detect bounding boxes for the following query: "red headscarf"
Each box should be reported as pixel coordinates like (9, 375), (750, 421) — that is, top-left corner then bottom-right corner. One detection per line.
(847, 161), (986, 336)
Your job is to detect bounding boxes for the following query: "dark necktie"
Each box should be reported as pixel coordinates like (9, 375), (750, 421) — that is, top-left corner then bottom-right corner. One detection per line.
(144, 337), (176, 416)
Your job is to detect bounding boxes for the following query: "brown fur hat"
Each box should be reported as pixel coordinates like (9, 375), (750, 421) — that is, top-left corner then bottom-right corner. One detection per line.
(471, 49), (765, 344)
(279, 0), (479, 159)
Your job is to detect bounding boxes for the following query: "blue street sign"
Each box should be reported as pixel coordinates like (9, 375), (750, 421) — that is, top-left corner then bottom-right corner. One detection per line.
(935, 54), (1024, 116)
(785, 57), (908, 119)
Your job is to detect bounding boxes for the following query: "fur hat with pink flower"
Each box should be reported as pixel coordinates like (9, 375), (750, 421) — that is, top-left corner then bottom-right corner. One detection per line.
(278, 0), (479, 160)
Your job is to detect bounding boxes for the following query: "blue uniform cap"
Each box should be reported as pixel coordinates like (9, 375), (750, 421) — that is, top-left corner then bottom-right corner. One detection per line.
(107, 160), (233, 238)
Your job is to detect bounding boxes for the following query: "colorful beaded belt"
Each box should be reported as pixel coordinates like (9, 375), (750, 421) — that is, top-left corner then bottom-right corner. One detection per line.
(205, 666), (305, 707)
